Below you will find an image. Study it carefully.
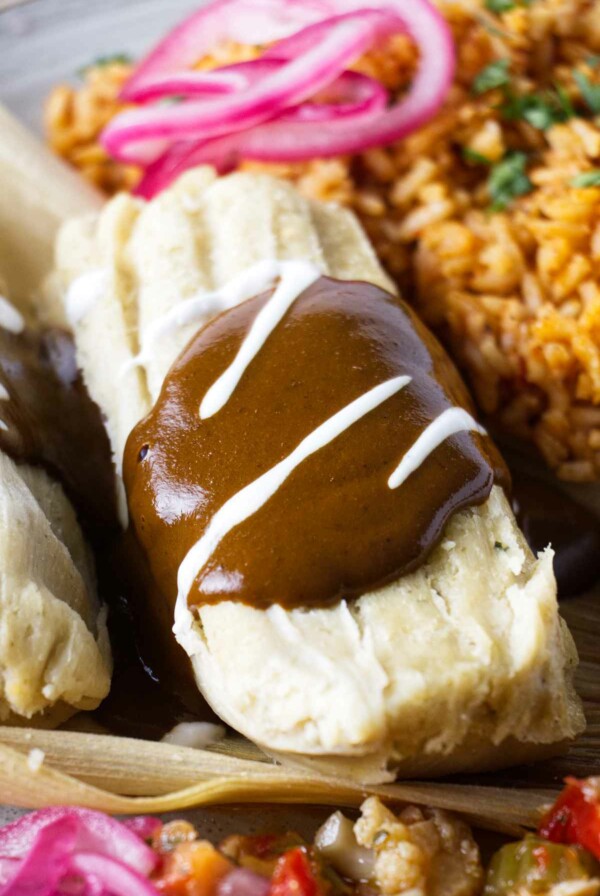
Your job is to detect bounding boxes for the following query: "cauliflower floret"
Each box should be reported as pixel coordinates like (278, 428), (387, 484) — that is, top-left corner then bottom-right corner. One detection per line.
(354, 797), (483, 896)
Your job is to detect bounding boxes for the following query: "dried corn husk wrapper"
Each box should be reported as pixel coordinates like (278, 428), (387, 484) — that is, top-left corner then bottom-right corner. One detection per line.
(0, 726), (554, 835)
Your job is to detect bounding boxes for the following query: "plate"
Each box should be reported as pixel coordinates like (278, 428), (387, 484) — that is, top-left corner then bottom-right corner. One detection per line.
(0, 0), (599, 833)
(0, 0), (196, 133)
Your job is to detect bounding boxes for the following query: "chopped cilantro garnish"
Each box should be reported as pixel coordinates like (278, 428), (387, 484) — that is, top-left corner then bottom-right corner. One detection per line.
(571, 170), (600, 188)
(472, 59), (511, 95)
(494, 541), (508, 551)
(585, 54), (600, 69)
(501, 85), (574, 129)
(462, 147), (492, 165)
(485, 0), (533, 11)
(488, 151), (533, 211)
(485, 0), (516, 12)
(78, 53), (132, 77)
(573, 70), (600, 114)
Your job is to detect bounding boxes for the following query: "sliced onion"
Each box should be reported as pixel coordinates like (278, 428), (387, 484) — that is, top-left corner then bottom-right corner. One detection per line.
(0, 859), (18, 887)
(262, 10), (405, 61)
(126, 57), (387, 114)
(69, 852), (158, 896)
(103, 10), (398, 160)
(125, 66), (247, 104)
(218, 867), (270, 896)
(103, 0), (454, 197)
(121, 0), (328, 100)
(116, 64), (387, 164)
(0, 807), (158, 876)
(0, 818), (78, 896)
(133, 0), (452, 197)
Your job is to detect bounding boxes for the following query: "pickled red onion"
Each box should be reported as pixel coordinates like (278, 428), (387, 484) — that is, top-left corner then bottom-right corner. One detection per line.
(112, 62), (388, 164)
(125, 58), (387, 113)
(102, 10), (399, 159)
(0, 818), (77, 896)
(101, 0), (455, 198)
(0, 808), (159, 896)
(121, 0), (331, 100)
(70, 852), (158, 896)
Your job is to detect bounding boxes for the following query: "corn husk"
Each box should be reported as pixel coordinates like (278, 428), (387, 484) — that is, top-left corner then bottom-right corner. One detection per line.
(0, 727), (554, 835)
(0, 103), (102, 317)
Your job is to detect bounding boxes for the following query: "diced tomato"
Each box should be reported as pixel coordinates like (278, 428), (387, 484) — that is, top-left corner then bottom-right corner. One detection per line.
(154, 839), (234, 896)
(539, 778), (600, 860)
(250, 836), (279, 859)
(270, 848), (321, 896)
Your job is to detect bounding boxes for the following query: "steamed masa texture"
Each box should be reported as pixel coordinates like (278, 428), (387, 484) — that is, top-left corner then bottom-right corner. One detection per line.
(0, 239), (110, 724)
(46, 0), (600, 482)
(0, 279), (111, 725)
(53, 168), (583, 779)
(0, 455), (111, 725)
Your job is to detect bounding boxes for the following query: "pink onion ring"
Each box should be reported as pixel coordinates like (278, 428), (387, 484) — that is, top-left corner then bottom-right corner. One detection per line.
(0, 809), (160, 896)
(112, 65), (387, 164)
(121, 0), (330, 100)
(103, 10), (399, 159)
(126, 57), (386, 111)
(125, 67), (247, 104)
(69, 852), (158, 896)
(0, 818), (77, 896)
(0, 807), (158, 875)
(262, 10), (406, 61)
(102, 0), (455, 197)
(133, 0), (453, 198)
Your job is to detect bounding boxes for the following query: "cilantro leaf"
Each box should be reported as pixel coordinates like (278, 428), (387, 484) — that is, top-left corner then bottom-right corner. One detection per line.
(462, 147), (492, 165)
(485, 0), (534, 12)
(485, 0), (516, 11)
(573, 70), (600, 114)
(571, 170), (600, 187)
(488, 151), (533, 210)
(472, 59), (511, 95)
(78, 53), (132, 77)
(501, 85), (574, 129)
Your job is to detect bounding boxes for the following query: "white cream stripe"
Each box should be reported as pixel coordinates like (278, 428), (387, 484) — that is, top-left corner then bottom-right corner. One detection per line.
(173, 375), (411, 636)
(388, 407), (486, 489)
(119, 259), (283, 380)
(65, 269), (108, 326)
(199, 260), (321, 419)
(0, 295), (24, 334)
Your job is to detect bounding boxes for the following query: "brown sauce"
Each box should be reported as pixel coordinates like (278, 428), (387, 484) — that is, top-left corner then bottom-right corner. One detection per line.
(0, 326), (116, 527)
(0, 322), (220, 734)
(94, 529), (219, 738)
(124, 277), (508, 613)
(0, 310), (594, 739)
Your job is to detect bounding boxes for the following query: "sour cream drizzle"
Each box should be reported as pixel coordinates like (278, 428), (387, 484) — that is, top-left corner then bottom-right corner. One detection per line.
(199, 260), (320, 419)
(174, 374), (411, 627)
(388, 407), (486, 489)
(65, 269), (108, 326)
(0, 295), (24, 335)
(119, 259), (319, 383)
